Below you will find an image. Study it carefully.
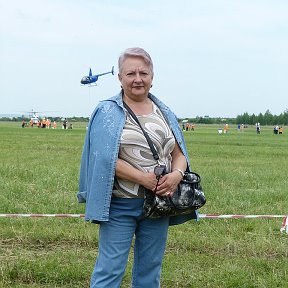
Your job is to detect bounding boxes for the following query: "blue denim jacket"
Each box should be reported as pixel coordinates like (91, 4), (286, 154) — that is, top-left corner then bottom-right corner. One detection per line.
(77, 91), (198, 225)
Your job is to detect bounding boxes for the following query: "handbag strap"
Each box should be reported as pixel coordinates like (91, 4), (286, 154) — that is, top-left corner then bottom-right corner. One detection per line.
(123, 102), (159, 161)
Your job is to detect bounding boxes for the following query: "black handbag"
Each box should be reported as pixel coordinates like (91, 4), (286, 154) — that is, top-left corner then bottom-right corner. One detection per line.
(123, 102), (206, 218)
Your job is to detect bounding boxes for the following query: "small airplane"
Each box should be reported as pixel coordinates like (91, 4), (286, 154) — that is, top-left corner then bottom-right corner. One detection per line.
(81, 66), (114, 86)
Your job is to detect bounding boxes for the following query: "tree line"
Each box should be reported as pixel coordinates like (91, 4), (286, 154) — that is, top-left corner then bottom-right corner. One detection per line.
(180, 109), (288, 125)
(235, 109), (288, 125)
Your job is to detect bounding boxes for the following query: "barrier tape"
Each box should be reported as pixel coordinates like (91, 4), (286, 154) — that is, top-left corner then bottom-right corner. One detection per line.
(0, 213), (285, 218)
(280, 216), (288, 234)
(0, 213), (287, 234)
(198, 214), (285, 219)
(0, 214), (85, 218)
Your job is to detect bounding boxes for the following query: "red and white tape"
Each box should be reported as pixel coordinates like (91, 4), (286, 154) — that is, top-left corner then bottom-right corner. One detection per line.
(0, 213), (284, 218)
(0, 214), (85, 218)
(0, 213), (287, 234)
(280, 216), (288, 234)
(198, 214), (285, 219)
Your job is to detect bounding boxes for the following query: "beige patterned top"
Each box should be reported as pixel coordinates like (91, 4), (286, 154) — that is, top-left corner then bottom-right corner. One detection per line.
(113, 102), (175, 198)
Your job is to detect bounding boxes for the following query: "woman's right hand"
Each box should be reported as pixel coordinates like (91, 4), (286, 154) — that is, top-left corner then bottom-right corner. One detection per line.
(139, 171), (158, 191)
(116, 159), (158, 191)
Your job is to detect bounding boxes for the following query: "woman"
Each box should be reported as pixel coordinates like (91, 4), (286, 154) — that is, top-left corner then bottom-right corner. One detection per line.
(78, 47), (197, 287)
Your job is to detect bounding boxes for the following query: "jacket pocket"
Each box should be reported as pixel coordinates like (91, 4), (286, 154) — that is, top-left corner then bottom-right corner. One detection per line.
(77, 191), (87, 203)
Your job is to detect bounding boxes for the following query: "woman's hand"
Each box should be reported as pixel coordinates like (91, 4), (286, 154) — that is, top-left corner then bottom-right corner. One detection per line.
(139, 171), (159, 191)
(154, 171), (183, 197)
(116, 159), (158, 191)
(153, 141), (187, 197)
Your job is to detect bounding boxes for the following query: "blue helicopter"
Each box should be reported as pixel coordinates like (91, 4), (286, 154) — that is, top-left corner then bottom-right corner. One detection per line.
(81, 66), (114, 86)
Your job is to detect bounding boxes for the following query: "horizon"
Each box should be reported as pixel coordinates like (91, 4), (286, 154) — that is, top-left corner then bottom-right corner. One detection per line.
(1, 108), (287, 121)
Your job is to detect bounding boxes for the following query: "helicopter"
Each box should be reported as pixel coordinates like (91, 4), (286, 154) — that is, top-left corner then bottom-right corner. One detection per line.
(81, 66), (114, 86)
(20, 110), (42, 124)
(21, 109), (56, 124)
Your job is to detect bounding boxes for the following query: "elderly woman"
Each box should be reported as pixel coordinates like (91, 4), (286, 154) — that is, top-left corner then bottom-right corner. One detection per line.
(78, 47), (197, 287)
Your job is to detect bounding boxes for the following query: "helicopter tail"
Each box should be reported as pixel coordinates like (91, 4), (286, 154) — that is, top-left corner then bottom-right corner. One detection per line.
(111, 66), (114, 75)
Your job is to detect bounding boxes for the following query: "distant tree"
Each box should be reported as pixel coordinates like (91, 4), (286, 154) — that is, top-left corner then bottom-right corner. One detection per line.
(0, 117), (12, 121)
(257, 113), (264, 125)
(264, 109), (273, 125)
(283, 109), (288, 125)
(278, 113), (284, 125)
(250, 113), (256, 125)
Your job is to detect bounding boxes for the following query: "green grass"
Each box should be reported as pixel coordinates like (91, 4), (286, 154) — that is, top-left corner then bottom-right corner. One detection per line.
(1, 122), (287, 287)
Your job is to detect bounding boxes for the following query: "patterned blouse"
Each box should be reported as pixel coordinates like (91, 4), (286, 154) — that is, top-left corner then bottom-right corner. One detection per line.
(113, 101), (175, 198)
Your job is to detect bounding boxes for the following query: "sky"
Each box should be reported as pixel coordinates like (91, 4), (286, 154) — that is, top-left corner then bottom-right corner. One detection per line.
(1, 0), (288, 118)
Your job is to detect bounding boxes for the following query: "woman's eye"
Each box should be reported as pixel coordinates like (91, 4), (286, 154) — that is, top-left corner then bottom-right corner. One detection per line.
(125, 71), (149, 78)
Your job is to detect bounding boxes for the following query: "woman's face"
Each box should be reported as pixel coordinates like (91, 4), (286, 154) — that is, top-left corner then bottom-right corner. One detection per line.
(118, 56), (153, 100)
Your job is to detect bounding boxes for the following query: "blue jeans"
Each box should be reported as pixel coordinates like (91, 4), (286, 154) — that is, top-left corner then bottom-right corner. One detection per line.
(90, 197), (170, 288)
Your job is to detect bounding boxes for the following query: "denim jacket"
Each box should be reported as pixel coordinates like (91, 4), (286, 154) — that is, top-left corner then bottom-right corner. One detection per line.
(77, 91), (198, 225)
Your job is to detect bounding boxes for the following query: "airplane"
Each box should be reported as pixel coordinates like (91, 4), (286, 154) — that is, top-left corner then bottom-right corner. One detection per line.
(81, 66), (114, 86)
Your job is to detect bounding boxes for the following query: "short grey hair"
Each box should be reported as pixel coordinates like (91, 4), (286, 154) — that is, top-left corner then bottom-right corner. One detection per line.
(118, 47), (154, 75)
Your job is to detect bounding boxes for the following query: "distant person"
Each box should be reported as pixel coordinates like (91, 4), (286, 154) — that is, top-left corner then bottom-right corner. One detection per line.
(29, 119), (34, 127)
(279, 126), (283, 134)
(62, 119), (67, 129)
(256, 122), (261, 134)
(21, 120), (26, 128)
(41, 118), (46, 128)
(53, 121), (57, 129)
(78, 47), (194, 287)
(182, 122), (185, 131)
(275, 125), (279, 134)
(46, 118), (51, 129)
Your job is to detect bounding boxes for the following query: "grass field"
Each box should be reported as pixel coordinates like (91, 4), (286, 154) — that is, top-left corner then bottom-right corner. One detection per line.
(0, 122), (287, 288)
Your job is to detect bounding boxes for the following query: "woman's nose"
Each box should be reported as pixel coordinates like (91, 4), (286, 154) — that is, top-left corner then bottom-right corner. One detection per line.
(134, 72), (142, 81)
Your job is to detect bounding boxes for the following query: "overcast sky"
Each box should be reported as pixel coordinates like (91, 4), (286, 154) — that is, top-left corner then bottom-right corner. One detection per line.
(1, 0), (287, 118)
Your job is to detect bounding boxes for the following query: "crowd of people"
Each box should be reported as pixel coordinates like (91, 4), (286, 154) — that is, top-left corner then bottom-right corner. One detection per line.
(273, 125), (283, 134)
(21, 118), (285, 136)
(182, 122), (195, 131)
(255, 123), (284, 135)
(237, 124), (247, 131)
(21, 118), (72, 129)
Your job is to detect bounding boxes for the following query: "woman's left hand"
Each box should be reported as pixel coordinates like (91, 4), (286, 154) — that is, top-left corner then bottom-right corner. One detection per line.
(154, 171), (182, 197)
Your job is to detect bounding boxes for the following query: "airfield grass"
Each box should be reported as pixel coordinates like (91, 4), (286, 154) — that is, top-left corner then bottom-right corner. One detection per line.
(0, 122), (287, 288)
